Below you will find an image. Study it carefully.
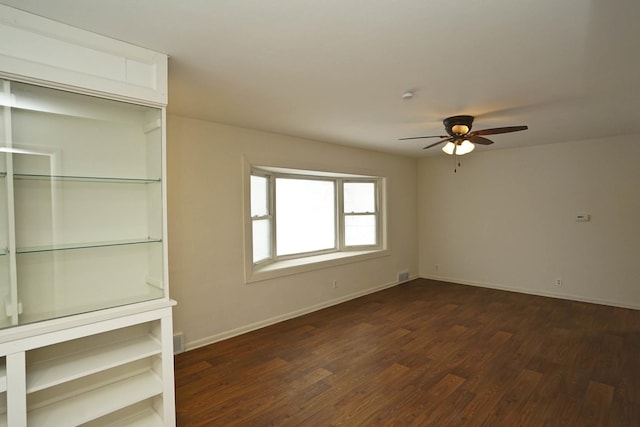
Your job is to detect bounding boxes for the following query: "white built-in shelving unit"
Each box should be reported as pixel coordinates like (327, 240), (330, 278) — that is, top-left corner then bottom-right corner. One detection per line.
(0, 5), (175, 426)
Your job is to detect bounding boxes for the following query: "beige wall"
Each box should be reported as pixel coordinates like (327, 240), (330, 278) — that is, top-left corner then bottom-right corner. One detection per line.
(167, 115), (419, 350)
(418, 134), (640, 309)
(167, 114), (638, 350)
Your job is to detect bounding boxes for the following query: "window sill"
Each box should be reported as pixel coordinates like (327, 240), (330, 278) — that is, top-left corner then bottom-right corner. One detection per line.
(245, 249), (389, 284)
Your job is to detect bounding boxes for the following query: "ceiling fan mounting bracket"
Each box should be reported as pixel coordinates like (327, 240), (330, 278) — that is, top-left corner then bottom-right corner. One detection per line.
(443, 115), (474, 136)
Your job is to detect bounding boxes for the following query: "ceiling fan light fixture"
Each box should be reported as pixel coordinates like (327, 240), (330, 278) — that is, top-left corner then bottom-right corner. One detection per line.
(442, 141), (459, 155)
(456, 140), (475, 155)
(442, 141), (456, 155)
(442, 140), (474, 155)
(451, 124), (469, 135)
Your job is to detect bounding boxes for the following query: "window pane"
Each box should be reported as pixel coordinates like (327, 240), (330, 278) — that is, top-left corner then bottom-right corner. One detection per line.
(276, 178), (335, 256)
(251, 175), (268, 217)
(252, 219), (271, 262)
(344, 182), (375, 213)
(345, 214), (376, 246)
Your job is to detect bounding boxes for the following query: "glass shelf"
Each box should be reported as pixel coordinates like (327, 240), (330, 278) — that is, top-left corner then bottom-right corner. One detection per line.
(13, 174), (160, 184)
(16, 287), (165, 328)
(17, 238), (162, 254)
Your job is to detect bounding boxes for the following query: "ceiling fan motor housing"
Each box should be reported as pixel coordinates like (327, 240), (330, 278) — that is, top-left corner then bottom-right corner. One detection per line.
(444, 115), (474, 136)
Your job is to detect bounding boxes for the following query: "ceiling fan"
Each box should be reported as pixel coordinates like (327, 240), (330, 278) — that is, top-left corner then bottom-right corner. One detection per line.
(400, 115), (528, 155)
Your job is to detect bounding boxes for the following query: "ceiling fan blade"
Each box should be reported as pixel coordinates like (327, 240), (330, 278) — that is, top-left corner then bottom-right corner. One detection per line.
(398, 135), (448, 141)
(468, 135), (494, 145)
(471, 125), (528, 136)
(423, 137), (452, 150)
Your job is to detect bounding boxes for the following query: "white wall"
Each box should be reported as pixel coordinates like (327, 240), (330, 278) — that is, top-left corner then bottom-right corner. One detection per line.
(167, 115), (419, 350)
(418, 134), (640, 309)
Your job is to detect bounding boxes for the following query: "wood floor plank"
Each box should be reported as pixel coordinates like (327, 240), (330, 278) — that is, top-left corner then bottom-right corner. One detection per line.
(175, 278), (640, 426)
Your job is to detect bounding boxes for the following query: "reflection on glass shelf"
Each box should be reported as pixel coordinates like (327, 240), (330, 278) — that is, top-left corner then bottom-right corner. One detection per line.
(17, 238), (162, 254)
(0, 171), (6, 178)
(0, 248), (7, 256)
(12, 287), (165, 328)
(13, 174), (160, 184)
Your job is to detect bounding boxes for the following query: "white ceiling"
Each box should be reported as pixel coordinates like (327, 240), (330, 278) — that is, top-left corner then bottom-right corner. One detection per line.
(3, 0), (639, 156)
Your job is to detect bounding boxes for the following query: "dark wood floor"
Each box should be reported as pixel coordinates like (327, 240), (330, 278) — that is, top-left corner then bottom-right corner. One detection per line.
(174, 279), (640, 426)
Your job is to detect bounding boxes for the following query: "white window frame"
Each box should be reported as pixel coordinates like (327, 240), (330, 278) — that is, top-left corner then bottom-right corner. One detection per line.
(244, 163), (388, 283)
(250, 171), (273, 264)
(341, 179), (380, 249)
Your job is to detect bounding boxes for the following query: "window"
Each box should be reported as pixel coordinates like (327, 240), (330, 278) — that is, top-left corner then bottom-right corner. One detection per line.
(249, 167), (383, 268)
(250, 174), (271, 263)
(343, 181), (377, 246)
(275, 177), (335, 256)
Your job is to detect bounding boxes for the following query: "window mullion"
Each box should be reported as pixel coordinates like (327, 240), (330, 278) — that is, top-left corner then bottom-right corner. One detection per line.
(337, 179), (344, 250)
(375, 180), (381, 245)
(269, 173), (277, 262)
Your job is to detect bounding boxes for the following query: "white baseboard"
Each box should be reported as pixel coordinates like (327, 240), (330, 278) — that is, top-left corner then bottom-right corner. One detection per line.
(185, 277), (413, 352)
(420, 275), (640, 311)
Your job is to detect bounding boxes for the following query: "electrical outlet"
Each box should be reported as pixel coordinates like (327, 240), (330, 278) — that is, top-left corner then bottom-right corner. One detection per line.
(332, 280), (337, 289)
(435, 264), (439, 271)
(555, 278), (562, 286)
